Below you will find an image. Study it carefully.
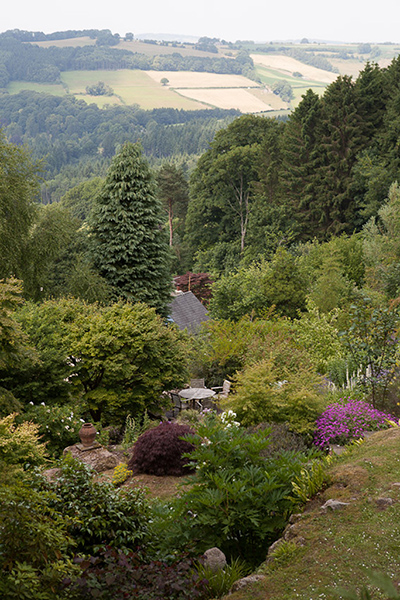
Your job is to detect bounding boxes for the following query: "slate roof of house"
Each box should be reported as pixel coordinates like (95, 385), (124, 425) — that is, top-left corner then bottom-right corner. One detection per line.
(168, 291), (209, 333)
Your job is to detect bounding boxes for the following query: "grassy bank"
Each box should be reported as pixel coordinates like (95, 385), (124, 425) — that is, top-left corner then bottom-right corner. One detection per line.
(225, 428), (400, 600)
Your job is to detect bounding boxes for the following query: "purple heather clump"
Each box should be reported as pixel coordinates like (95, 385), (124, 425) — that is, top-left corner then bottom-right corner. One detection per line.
(314, 398), (394, 449)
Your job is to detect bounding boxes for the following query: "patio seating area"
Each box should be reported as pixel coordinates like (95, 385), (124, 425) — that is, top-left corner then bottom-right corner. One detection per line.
(165, 378), (231, 418)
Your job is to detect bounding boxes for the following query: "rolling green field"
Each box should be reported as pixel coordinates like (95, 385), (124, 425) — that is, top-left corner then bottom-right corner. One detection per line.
(62, 70), (208, 110)
(6, 81), (67, 96)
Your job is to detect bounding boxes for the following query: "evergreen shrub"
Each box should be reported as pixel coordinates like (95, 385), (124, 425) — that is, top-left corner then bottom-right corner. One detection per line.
(44, 455), (150, 554)
(128, 422), (195, 476)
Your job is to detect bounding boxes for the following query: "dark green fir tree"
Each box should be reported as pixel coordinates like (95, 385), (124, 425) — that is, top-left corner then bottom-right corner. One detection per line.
(90, 143), (172, 315)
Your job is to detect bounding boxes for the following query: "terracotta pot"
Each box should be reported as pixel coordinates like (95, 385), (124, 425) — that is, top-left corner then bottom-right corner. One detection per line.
(79, 423), (97, 447)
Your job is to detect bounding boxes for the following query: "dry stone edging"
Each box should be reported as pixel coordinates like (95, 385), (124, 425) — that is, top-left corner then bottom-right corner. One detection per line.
(320, 499), (350, 512)
(230, 574), (267, 593)
(63, 443), (119, 472)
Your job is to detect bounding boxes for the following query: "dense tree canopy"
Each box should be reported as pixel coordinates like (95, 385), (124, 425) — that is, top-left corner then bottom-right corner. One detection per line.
(90, 143), (173, 315)
(1, 296), (188, 421)
(0, 130), (40, 279)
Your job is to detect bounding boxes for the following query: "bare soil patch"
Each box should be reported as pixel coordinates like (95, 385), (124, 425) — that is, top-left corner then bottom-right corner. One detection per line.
(125, 473), (186, 499)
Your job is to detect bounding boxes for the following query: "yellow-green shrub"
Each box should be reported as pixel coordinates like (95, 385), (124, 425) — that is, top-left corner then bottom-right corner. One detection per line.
(0, 413), (47, 476)
(227, 359), (324, 437)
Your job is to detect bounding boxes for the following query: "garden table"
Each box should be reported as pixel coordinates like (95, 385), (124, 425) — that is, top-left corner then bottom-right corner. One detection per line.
(178, 387), (216, 410)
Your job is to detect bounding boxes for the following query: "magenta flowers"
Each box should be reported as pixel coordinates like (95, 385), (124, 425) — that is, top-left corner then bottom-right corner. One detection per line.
(314, 399), (393, 449)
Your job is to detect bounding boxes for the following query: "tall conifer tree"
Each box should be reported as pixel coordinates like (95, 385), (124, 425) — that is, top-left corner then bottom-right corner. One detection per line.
(90, 143), (172, 315)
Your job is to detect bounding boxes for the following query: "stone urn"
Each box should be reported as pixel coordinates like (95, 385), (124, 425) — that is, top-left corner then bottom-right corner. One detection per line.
(79, 423), (97, 447)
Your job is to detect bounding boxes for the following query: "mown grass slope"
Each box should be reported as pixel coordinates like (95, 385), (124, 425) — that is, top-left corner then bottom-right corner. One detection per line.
(225, 428), (400, 600)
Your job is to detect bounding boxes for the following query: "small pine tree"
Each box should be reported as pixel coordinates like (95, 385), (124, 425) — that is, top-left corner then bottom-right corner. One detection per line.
(90, 143), (172, 315)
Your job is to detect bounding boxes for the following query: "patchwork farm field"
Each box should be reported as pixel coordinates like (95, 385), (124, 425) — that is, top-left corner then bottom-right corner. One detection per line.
(61, 70), (207, 109)
(145, 70), (280, 112)
(8, 41), (400, 113)
(145, 71), (259, 88)
(175, 88), (273, 112)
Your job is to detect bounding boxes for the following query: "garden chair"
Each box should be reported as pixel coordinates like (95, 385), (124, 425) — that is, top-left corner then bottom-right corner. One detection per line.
(190, 378), (205, 388)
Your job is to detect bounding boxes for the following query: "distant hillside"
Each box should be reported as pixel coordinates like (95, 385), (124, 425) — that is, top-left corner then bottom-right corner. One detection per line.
(1, 31), (399, 114)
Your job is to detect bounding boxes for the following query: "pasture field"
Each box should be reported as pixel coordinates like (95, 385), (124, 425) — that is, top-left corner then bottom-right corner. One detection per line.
(118, 39), (220, 58)
(291, 84), (329, 106)
(60, 70), (206, 109)
(6, 81), (66, 95)
(28, 36), (96, 48)
(328, 57), (365, 77)
(255, 64), (324, 89)
(247, 88), (287, 110)
(145, 71), (259, 88)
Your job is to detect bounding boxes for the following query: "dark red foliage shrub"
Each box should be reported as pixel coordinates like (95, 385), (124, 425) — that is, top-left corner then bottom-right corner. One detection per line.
(68, 546), (207, 600)
(128, 422), (195, 476)
(174, 272), (213, 306)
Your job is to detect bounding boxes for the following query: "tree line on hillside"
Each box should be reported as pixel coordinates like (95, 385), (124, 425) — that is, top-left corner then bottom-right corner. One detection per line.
(0, 90), (239, 200)
(182, 59), (400, 273)
(0, 33), (258, 87)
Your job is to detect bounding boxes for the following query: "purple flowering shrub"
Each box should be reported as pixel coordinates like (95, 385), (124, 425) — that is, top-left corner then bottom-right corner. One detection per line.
(314, 399), (394, 449)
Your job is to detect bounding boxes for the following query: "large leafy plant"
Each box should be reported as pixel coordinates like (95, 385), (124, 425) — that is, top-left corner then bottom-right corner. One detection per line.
(165, 413), (317, 566)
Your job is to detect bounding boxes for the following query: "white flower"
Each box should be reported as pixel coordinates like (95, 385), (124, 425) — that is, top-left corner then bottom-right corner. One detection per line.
(41, 402), (45, 406)
(65, 425), (70, 430)
(80, 419), (85, 423)
(29, 401), (34, 405)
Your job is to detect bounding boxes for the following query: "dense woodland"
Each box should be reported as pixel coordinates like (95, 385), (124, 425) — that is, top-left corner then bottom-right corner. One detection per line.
(2, 33), (400, 600)
(0, 90), (239, 202)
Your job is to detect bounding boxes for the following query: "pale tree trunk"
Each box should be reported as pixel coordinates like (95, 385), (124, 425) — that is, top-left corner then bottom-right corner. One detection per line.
(227, 173), (250, 253)
(168, 198), (173, 246)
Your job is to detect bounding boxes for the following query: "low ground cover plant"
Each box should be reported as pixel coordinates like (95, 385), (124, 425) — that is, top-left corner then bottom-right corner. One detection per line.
(313, 398), (394, 449)
(69, 547), (208, 600)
